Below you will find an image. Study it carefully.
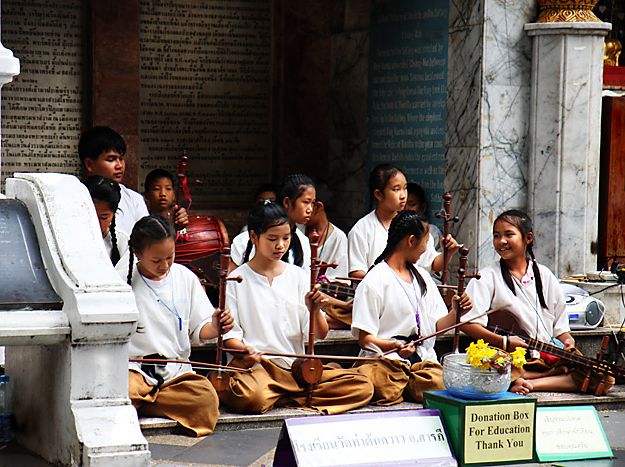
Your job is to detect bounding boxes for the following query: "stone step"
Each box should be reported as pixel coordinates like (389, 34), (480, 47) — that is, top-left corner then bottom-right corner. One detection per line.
(140, 385), (625, 435)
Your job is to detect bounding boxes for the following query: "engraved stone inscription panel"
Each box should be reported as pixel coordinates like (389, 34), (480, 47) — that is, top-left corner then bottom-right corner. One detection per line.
(139, 0), (272, 208)
(1, 0), (83, 186)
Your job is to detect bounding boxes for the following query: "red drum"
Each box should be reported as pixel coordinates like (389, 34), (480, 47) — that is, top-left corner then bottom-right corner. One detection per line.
(175, 216), (229, 288)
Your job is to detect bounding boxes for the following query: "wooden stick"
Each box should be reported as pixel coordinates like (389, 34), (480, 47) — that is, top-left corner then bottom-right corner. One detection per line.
(383, 308), (500, 356)
(130, 358), (251, 373)
(221, 348), (381, 362)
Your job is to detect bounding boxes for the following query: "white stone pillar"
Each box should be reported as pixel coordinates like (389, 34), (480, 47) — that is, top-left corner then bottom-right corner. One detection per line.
(526, 22), (610, 276)
(0, 0), (20, 176)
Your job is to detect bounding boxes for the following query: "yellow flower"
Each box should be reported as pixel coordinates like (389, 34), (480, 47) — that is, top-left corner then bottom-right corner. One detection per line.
(465, 340), (519, 372)
(510, 347), (527, 368)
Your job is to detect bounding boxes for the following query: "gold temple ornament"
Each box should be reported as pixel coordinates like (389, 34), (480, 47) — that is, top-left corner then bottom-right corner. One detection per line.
(536, 0), (602, 23)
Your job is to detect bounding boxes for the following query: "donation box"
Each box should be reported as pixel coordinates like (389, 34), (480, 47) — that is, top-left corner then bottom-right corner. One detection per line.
(424, 390), (536, 466)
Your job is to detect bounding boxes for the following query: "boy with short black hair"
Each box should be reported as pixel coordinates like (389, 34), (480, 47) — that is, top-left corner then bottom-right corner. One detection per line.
(144, 168), (176, 221)
(78, 126), (187, 233)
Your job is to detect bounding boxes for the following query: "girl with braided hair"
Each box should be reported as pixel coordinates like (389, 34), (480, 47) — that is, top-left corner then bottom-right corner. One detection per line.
(348, 164), (460, 279)
(352, 211), (472, 405)
(115, 215), (233, 436)
(83, 175), (128, 265)
(460, 210), (613, 395)
(229, 174), (314, 272)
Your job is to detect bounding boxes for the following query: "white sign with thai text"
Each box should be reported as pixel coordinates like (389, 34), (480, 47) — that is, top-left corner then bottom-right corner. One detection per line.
(281, 409), (455, 467)
(535, 406), (612, 462)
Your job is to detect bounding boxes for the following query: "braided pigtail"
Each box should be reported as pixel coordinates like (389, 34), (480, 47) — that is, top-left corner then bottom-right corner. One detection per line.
(126, 248), (134, 285)
(110, 217), (121, 265)
(528, 246), (548, 309)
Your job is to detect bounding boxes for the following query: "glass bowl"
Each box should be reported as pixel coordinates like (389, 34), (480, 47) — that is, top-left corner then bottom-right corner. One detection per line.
(443, 353), (511, 400)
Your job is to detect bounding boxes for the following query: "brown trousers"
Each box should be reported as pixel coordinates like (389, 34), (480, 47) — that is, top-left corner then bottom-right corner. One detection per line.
(129, 370), (219, 436)
(216, 358), (374, 415)
(357, 359), (444, 405)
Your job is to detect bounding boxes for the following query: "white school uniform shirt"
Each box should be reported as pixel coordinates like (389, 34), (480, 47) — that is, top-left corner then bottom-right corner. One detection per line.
(351, 262), (447, 363)
(120, 262), (214, 386)
(348, 210), (438, 274)
(116, 184), (149, 235)
(461, 261), (569, 347)
(230, 228), (311, 271)
(103, 226), (129, 265)
(318, 224), (348, 281)
(223, 263), (310, 368)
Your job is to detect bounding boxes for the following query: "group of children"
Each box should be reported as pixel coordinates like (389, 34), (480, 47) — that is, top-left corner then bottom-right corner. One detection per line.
(77, 125), (610, 437)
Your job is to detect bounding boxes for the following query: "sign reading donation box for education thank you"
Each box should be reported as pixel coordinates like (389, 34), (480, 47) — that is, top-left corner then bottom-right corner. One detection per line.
(368, 0), (448, 215)
(273, 410), (456, 467)
(425, 391), (536, 466)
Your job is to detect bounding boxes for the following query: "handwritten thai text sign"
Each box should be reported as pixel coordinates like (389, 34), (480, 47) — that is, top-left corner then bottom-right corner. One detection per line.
(535, 406), (612, 462)
(273, 409), (455, 467)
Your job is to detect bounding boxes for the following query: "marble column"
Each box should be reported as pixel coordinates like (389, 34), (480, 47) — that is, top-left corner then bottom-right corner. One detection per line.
(526, 21), (610, 276)
(446, 0), (535, 269)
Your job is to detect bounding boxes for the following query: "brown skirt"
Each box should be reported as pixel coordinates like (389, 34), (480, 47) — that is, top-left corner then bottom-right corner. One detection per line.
(129, 370), (220, 436)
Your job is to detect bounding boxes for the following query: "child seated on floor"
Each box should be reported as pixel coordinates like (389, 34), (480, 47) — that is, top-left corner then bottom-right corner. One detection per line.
(348, 164), (460, 279)
(460, 210), (614, 395)
(352, 210), (472, 405)
(117, 214), (233, 436)
(216, 201), (374, 414)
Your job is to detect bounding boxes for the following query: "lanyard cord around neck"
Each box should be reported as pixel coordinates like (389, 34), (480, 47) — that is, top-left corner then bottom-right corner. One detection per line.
(511, 274), (552, 341)
(386, 262), (422, 338)
(140, 272), (183, 332)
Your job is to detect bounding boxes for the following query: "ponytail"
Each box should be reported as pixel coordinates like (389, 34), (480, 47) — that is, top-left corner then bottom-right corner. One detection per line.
(373, 210), (429, 297)
(289, 226), (304, 267)
(242, 240), (253, 264)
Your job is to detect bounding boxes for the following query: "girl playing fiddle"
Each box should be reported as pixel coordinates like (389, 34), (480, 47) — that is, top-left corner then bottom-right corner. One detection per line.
(117, 215), (233, 436)
(353, 211), (472, 405)
(460, 210), (613, 395)
(348, 164), (459, 279)
(218, 202), (374, 414)
(229, 174), (314, 272)
(83, 175), (128, 266)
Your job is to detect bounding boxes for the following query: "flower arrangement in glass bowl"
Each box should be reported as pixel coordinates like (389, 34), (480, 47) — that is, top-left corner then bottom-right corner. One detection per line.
(443, 340), (527, 399)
